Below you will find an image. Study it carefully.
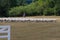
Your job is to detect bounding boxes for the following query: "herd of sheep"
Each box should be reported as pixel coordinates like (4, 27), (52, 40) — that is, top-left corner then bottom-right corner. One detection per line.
(0, 17), (56, 22)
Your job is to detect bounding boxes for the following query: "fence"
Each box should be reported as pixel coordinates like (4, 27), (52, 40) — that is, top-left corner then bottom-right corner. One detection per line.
(0, 25), (10, 40)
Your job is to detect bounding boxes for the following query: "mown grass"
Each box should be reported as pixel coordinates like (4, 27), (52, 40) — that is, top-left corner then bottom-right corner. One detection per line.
(0, 38), (7, 40)
(0, 16), (60, 40)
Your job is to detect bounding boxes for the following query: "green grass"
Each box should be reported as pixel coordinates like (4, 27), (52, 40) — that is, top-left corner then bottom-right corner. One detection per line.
(0, 16), (60, 40)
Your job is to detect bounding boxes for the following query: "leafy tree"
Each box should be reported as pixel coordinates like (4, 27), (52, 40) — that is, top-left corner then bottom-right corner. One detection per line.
(0, 0), (10, 17)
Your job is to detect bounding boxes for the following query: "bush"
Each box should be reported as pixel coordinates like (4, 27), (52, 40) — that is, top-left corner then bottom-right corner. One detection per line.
(9, 6), (24, 17)
(43, 8), (55, 16)
(9, 1), (44, 17)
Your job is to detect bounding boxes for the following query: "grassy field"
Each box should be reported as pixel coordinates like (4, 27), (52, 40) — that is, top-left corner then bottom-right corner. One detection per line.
(0, 16), (60, 40)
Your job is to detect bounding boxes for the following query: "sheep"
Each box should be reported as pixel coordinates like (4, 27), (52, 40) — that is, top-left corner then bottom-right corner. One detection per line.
(0, 18), (56, 23)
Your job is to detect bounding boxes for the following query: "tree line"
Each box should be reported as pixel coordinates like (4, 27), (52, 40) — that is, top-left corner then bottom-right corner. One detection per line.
(0, 0), (60, 17)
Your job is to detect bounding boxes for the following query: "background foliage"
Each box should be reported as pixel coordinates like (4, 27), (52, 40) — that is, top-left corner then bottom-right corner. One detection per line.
(0, 0), (60, 17)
